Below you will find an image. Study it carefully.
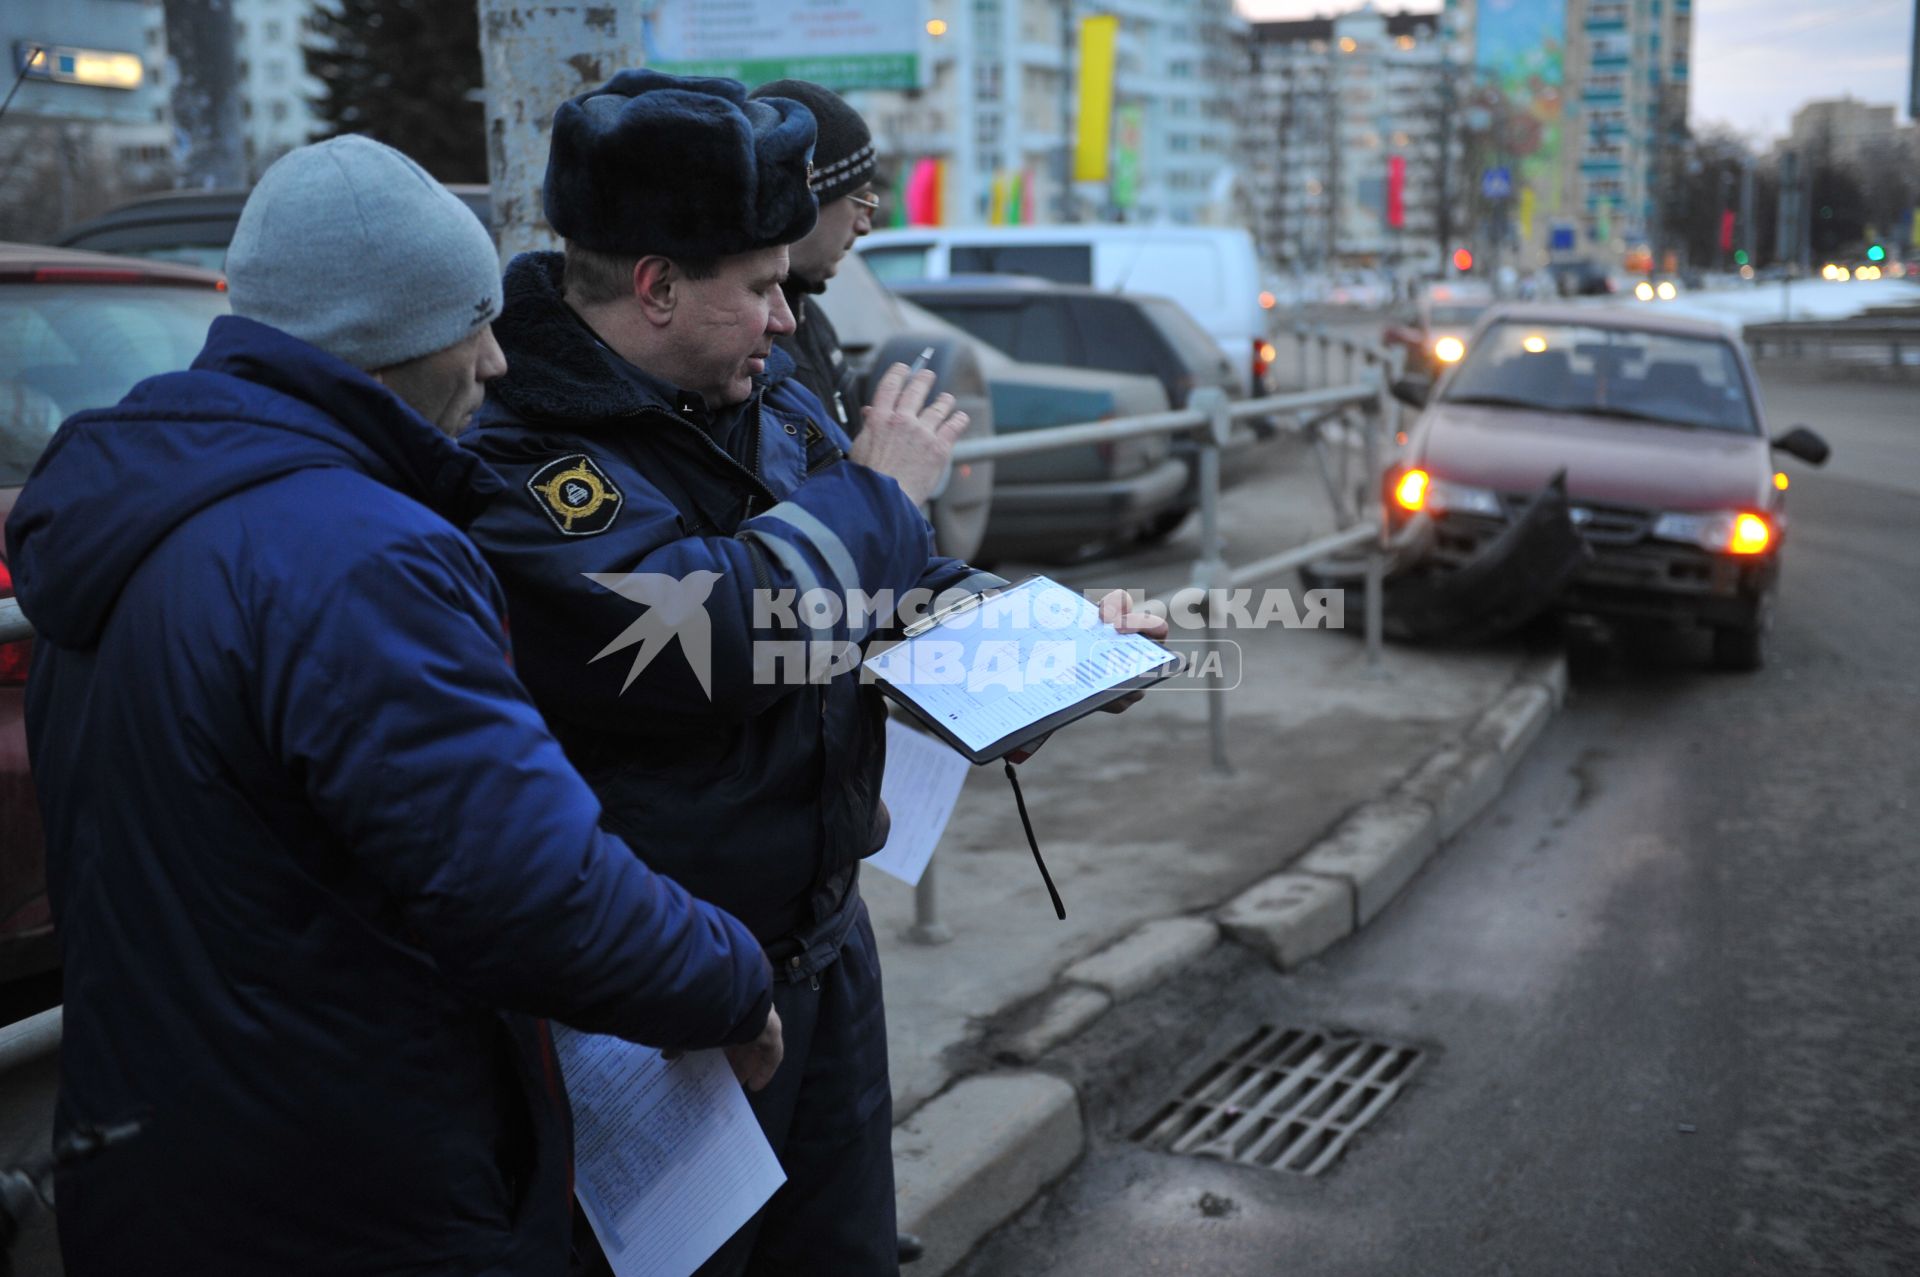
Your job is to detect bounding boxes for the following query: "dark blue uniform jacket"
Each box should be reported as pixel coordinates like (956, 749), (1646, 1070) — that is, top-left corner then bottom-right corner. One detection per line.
(464, 253), (1001, 949)
(4, 317), (772, 1276)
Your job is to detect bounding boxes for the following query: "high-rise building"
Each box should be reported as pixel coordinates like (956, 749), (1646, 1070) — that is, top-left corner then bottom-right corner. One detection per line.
(233, 0), (325, 176)
(845, 0), (1247, 227)
(1244, 8), (1461, 270)
(1572, 0), (1692, 258)
(1786, 97), (1906, 170)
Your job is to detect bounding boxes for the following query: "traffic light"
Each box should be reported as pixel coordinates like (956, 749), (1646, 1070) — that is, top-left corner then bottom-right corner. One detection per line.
(1452, 247), (1474, 273)
(1734, 250), (1750, 266)
(1867, 244), (1886, 262)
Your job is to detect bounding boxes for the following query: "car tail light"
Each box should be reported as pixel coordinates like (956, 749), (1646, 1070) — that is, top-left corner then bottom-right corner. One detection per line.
(1392, 468), (1430, 512)
(1253, 338), (1275, 384)
(0, 558), (30, 686)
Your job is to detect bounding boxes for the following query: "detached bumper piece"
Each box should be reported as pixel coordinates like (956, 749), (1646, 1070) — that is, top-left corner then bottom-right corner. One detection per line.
(1385, 471), (1591, 642)
(1302, 472), (1591, 643)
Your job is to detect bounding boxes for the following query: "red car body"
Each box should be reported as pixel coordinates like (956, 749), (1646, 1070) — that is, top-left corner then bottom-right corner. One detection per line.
(0, 243), (230, 981)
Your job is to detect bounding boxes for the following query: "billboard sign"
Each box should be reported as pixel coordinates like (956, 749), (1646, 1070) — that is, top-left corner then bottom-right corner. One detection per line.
(640, 0), (923, 91)
(1475, 0), (1565, 237)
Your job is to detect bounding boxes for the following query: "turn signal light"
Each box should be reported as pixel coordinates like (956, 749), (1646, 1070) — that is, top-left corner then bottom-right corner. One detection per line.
(1730, 512), (1771, 555)
(1393, 468), (1430, 512)
(1773, 471), (1789, 491)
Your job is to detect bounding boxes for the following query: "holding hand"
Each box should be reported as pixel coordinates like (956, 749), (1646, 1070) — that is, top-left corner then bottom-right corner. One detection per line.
(724, 1006), (784, 1092)
(849, 364), (971, 506)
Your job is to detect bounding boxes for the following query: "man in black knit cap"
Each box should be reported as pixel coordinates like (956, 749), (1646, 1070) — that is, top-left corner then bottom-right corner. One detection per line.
(748, 79), (882, 435)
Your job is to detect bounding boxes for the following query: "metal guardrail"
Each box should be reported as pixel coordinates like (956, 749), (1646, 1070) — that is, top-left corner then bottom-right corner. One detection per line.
(0, 600), (28, 646)
(912, 337), (1400, 941)
(1745, 317), (1920, 369)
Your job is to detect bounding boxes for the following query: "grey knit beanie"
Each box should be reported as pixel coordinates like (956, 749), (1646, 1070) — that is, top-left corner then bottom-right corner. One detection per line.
(225, 136), (502, 371)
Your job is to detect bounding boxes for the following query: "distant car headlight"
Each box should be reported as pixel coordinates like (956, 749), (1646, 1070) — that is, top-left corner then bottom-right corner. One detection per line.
(1433, 336), (1466, 363)
(1656, 281), (1678, 301)
(1651, 510), (1773, 554)
(1634, 281), (1656, 302)
(1426, 478), (1504, 517)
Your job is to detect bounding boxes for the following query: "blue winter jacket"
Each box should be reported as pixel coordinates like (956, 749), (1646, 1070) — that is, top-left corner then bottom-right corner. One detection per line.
(464, 253), (1002, 948)
(4, 317), (772, 1276)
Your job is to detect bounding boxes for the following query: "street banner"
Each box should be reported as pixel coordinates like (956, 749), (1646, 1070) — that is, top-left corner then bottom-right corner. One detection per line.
(1113, 103), (1144, 209)
(1074, 14), (1119, 183)
(640, 0), (922, 91)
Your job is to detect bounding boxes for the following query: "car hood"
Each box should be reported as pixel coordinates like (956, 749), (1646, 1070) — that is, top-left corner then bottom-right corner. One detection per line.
(1416, 402), (1770, 510)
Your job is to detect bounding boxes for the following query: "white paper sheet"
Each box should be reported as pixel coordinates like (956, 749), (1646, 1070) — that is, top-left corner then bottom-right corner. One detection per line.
(863, 577), (1177, 754)
(554, 1027), (784, 1277)
(868, 718), (974, 886)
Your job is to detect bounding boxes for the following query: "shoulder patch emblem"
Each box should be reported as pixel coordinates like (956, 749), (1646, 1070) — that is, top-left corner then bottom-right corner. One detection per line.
(528, 453), (623, 536)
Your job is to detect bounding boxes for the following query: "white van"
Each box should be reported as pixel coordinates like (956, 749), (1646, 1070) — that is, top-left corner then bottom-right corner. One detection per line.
(856, 225), (1271, 394)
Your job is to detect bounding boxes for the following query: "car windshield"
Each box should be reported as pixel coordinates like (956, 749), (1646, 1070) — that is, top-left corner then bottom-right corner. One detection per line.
(1441, 320), (1757, 434)
(1428, 303), (1490, 327)
(0, 282), (228, 485)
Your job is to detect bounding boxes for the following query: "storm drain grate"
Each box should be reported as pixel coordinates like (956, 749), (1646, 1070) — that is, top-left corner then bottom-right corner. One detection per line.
(1131, 1025), (1423, 1176)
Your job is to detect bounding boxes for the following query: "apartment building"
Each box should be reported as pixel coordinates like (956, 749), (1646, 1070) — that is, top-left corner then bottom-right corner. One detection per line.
(233, 0), (325, 176)
(845, 0), (1246, 227)
(1572, 0), (1691, 255)
(1244, 7), (1459, 270)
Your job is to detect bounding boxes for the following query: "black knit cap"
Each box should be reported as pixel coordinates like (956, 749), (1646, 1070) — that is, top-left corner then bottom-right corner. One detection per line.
(749, 79), (876, 206)
(544, 69), (819, 259)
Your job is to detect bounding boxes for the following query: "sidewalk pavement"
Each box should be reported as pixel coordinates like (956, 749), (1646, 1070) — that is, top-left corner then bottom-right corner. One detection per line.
(867, 601), (1566, 1274)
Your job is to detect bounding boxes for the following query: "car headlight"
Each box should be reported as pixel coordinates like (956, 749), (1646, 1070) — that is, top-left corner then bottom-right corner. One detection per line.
(1426, 478), (1504, 517)
(1651, 510), (1773, 554)
(1634, 281), (1656, 302)
(1432, 336), (1466, 364)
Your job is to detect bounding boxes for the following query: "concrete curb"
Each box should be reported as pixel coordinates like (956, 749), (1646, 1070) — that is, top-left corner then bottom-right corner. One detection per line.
(894, 653), (1567, 1274)
(893, 1074), (1082, 1276)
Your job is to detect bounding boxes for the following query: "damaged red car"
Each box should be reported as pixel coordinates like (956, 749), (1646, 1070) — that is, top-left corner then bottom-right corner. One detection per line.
(1386, 305), (1829, 671)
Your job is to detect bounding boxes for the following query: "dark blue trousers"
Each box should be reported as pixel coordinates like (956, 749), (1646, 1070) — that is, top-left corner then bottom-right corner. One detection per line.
(696, 903), (897, 1276)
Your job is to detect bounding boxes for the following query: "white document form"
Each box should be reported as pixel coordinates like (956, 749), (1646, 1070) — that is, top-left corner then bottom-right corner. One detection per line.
(869, 718), (974, 886)
(863, 576), (1177, 756)
(554, 1027), (784, 1277)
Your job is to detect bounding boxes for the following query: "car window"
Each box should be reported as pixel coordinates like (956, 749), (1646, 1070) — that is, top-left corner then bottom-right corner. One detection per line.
(1442, 320), (1757, 434)
(1426, 303), (1490, 327)
(0, 283), (229, 485)
(911, 298), (1080, 366)
(861, 245), (935, 285)
(1139, 297), (1225, 373)
(949, 244), (1093, 285)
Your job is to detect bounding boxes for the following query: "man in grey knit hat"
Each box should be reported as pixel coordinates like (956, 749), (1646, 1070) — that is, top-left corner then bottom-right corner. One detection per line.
(7, 134), (779, 1275)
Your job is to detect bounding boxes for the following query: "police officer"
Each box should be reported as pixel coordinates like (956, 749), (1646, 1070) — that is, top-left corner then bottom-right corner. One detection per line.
(462, 71), (1002, 1274)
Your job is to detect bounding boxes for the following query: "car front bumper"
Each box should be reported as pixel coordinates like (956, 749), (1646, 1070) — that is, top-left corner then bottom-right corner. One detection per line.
(1427, 511), (1777, 628)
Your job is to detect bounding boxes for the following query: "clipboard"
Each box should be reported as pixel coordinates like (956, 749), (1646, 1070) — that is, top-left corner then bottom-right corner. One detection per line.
(863, 575), (1183, 764)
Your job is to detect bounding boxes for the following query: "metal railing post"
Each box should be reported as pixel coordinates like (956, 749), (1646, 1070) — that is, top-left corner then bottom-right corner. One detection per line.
(1365, 360), (1391, 672)
(909, 857), (952, 945)
(1294, 325), (1309, 390)
(1190, 387), (1233, 775)
(1316, 326), (1332, 389)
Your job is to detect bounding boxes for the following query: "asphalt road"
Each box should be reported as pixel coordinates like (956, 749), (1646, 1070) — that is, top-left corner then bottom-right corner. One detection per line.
(951, 370), (1920, 1274)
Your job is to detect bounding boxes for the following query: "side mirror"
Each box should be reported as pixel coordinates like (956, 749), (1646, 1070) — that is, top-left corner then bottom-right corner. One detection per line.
(1770, 425), (1830, 467)
(1391, 376), (1433, 409)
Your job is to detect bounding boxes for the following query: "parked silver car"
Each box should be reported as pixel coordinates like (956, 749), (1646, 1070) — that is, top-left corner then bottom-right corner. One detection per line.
(820, 254), (1180, 562)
